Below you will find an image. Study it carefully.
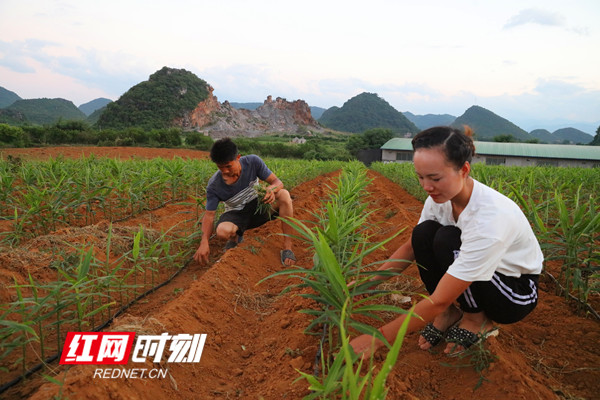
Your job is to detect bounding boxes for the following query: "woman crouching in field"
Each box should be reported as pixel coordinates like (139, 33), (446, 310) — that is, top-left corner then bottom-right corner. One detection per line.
(350, 126), (543, 356)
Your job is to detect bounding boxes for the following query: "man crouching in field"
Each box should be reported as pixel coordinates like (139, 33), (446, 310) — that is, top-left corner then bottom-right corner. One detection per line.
(193, 138), (296, 266)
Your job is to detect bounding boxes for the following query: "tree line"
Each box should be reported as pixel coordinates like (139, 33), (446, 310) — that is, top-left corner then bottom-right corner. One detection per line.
(0, 121), (389, 160)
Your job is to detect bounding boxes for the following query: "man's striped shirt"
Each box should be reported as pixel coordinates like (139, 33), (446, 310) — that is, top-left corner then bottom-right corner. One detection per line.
(205, 155), (273, 212)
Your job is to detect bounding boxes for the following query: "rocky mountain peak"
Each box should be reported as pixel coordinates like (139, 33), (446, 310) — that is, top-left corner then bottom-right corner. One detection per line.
(177, 90), (320, 137)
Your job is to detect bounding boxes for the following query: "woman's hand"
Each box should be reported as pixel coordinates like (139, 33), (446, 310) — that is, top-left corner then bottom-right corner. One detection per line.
(349, 334), (383, 359)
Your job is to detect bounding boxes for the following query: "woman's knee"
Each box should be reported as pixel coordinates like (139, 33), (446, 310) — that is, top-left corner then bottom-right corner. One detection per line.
(432, 226), (462, 254)
(412, 220), (442, 243)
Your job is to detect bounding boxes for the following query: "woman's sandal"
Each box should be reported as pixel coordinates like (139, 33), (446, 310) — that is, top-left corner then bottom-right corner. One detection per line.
(420, 323), (446, 347)
(420, 312), (463, 348)
(445, 326), (499, 350)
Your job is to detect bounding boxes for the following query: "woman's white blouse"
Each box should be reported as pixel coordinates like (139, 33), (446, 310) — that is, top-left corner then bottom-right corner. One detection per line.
(418, 179), (544, 281)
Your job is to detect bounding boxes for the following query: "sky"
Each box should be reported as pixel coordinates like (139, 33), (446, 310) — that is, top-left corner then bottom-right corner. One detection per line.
(1, 0), (599, 134)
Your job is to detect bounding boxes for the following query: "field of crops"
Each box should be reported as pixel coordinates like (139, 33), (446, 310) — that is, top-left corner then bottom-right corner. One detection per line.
(0, 147), (598, 400)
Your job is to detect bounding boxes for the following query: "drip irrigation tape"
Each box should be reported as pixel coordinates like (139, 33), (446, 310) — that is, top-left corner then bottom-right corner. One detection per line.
(312, 323), (328, 377)
(0, 257), (193, 395)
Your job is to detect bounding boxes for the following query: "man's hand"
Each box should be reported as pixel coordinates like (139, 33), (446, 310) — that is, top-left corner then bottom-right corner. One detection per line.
(194, 241), (210, 264)
(262, 185), (277, 204)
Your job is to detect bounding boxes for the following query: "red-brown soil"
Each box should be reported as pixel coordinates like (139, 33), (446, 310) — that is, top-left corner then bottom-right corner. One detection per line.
(0, 146), (210, 161)
(1, 147), (598, 400)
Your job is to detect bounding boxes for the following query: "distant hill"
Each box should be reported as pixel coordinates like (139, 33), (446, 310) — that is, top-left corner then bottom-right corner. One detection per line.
(318, 93), (419, 134)
(451, 105), (533, 141)
(529, 127), (593, 144)
(0, 87), (21, 108)
(5, 98), (86, 125)
(96, 66), (210, 130)
(310, 106), (326, 120)
(87, 106), (107, 125)
(79, 98), (112, 116)
(229, 102), (262, 110)
(404, 111), (456, 130)
(530, 129), (555, 143)
(552, 127), (593, 144)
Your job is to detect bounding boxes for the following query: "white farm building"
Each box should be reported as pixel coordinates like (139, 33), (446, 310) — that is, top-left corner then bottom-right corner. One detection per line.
(381, 138), (600, 168)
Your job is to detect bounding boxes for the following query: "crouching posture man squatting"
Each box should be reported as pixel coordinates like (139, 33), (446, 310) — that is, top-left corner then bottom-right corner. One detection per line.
(193, 138), (297, 266)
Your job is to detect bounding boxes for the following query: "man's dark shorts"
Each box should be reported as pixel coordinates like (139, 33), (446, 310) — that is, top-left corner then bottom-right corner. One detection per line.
(217, 198), (278, 235)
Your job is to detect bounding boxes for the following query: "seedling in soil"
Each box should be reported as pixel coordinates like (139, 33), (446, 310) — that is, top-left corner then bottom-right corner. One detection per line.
(296, 299), (415, 399)
(441, 328), (499, 391)
(264, 164), (409, 347)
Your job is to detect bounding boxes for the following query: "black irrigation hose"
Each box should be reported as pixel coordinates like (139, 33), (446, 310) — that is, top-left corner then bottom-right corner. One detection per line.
(0, 256), (194, 395)
(312, 323), (328, 377)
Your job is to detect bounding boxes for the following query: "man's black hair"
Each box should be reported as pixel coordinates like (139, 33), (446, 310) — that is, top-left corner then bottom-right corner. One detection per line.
(210, 138), (238, 164)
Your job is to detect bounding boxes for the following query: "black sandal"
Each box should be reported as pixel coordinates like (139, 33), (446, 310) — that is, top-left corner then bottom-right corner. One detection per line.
(444, 326), (481, 349)
(445, 325), (499, 351)
(420, 323), (445, 347)
(280, 249), (296, 266)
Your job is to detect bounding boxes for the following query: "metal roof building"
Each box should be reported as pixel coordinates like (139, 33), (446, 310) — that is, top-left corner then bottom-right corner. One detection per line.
(381, 138), (600, 168)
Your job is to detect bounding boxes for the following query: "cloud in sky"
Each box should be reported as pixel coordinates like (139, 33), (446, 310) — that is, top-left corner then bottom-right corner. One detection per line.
(0, 38), (148, 98)
(503, 8), (566, 29)
(503, 7), (590, 36)
(0, 39), (52, 73)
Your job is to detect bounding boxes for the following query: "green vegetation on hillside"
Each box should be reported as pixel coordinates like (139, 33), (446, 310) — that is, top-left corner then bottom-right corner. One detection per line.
(530, 127), (593, 144)
(86, 106), (107, 125)
(0, 109), (28, 125)
(5, 98), (86, 125)
(319, 92), (419, 134)
(0, 87), (21, 108)
(530, 129), (555, 143)
(96, 67), (210, 130)
(552, 127), (593, 144)
(451, 105), (532, 141)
